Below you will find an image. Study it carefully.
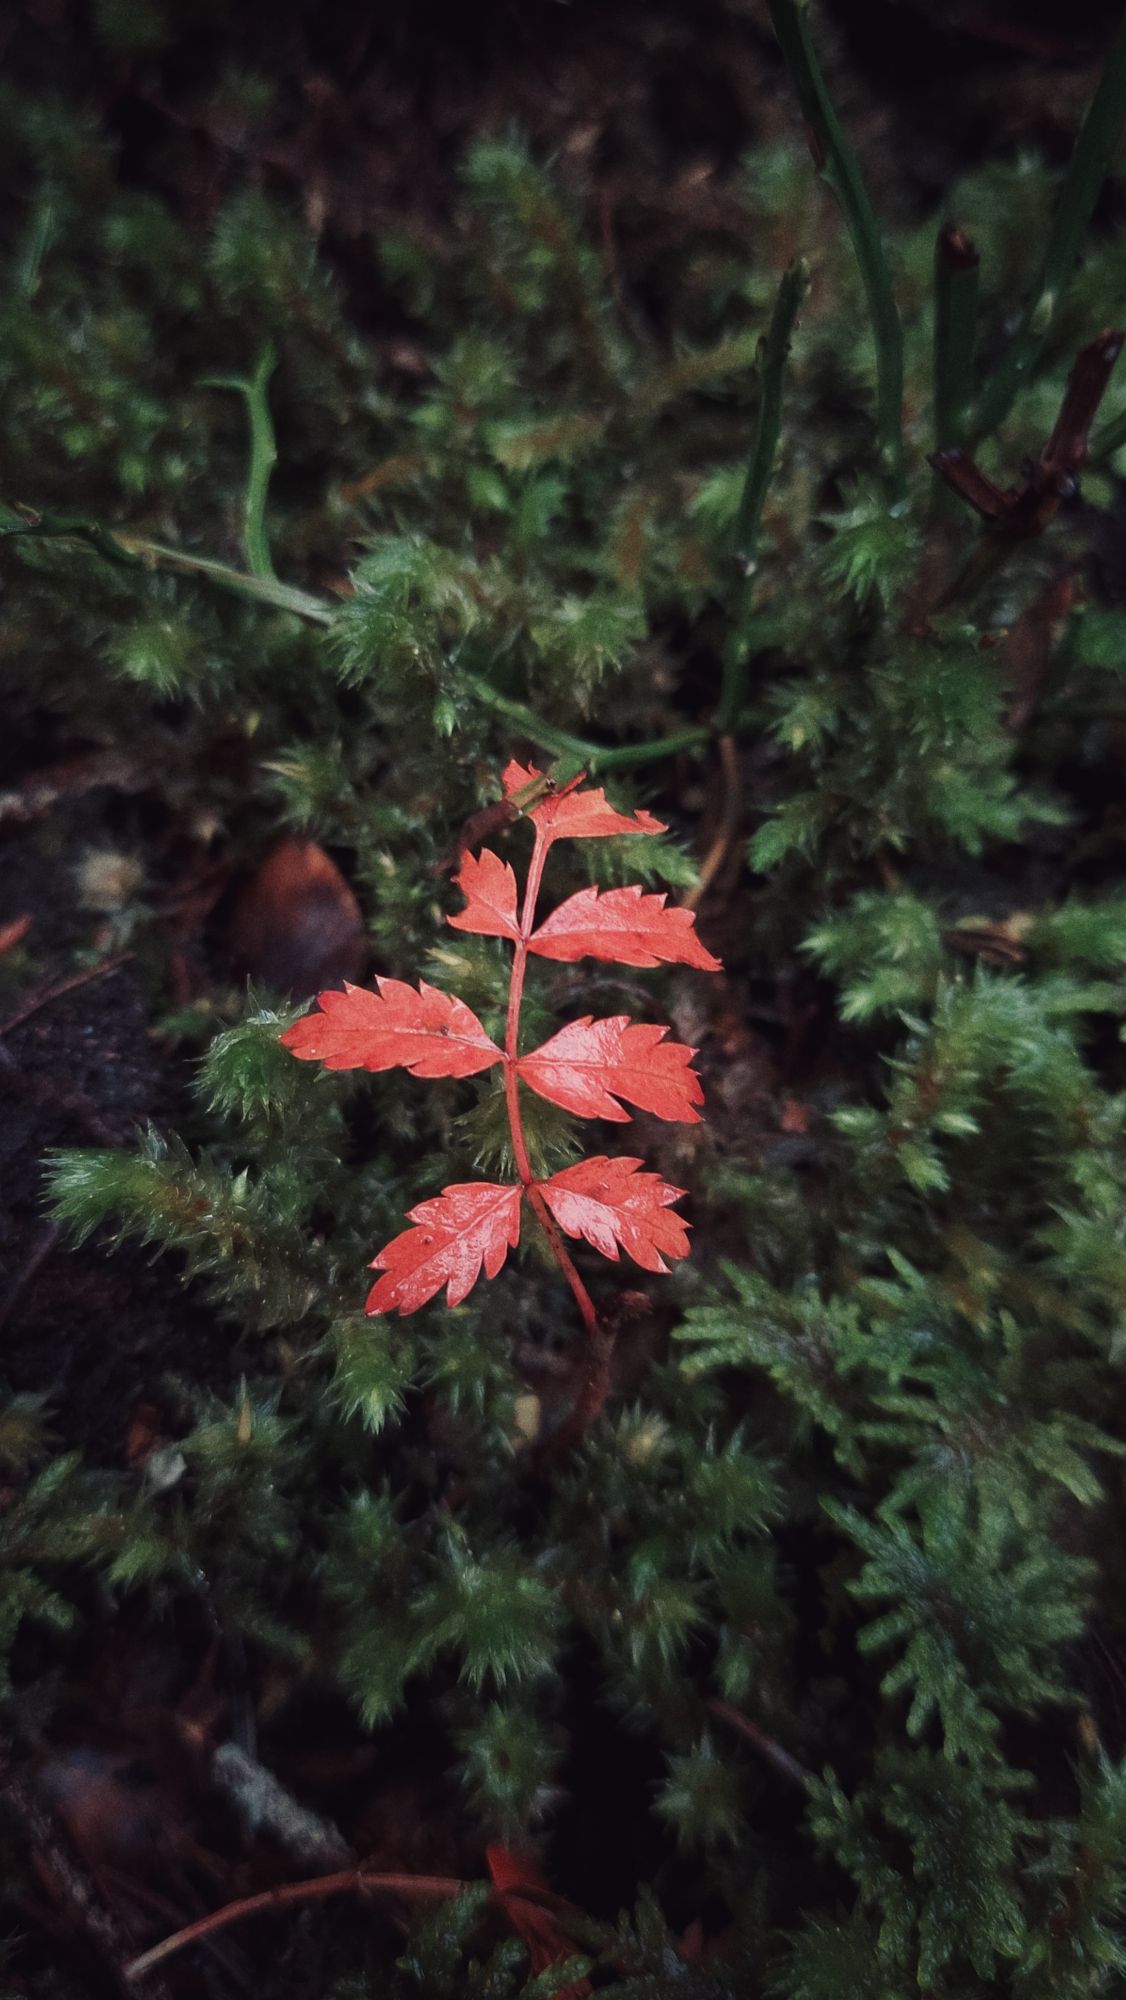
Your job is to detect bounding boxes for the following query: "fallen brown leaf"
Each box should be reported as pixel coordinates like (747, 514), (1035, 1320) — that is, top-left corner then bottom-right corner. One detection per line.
(227, 840), (364, 996)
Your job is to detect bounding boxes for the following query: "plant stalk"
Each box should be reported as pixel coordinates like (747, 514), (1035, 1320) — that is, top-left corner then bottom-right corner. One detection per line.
(0, 510), (331, 621)
(2, 510), (707, 771)
(765, 0), (905, 498)
(717, 258), (808, 731)
(933, 224), (980, 453)
(968, 7), (1126, 440)
(505, 825), (599, 1335)
(126, 1870), (469, 1982)
(465, 678), (710, 771)
(201, 341), (279, 579)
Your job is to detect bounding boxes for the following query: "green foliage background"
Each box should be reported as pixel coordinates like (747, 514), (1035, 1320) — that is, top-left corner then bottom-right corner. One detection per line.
(4, 3), (1126, 1993)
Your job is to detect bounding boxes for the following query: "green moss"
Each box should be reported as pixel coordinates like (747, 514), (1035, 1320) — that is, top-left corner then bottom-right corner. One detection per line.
(2, 6), (1126, 1994)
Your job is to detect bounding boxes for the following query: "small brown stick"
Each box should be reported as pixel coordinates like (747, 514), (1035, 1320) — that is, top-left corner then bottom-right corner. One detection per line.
(0, 750), (143, 828)
(708, 1697), (812, 1792)
(124, 1868), (470, 1983)
(0, 950), (134, 1039)
(539, 1317), (615, 1465)
(683, 734), (741, 914)
(99, 1870), (253, 1995)
(1042, 328), (1125, 476)
(926, 328), (1123, 616)
(931, 328), (1124, 541)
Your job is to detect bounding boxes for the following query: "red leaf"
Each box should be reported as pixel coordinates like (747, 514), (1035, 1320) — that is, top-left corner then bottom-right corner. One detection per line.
(280, 978), (502, 1078)
(486, 1845), (592, 1998)
(529, 882), (721, 969)
(538, 1156), (690, 1272)
(366, 1182), (522, 1314)
(447, 846), (521, 942)
(502, 760), (665, 844)
(519, 1016), (703, 1123)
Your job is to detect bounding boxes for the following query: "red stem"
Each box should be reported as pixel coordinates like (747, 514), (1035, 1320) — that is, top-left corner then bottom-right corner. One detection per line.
(506, 828), (600, 1335)
(125, 1870), (469, 1981)
(528, 1185), (599, 1335)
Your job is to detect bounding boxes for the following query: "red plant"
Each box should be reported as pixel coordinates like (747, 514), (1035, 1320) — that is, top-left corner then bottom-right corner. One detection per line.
(281, 761), (720, 1339)
(486, 1843), (591, 1997)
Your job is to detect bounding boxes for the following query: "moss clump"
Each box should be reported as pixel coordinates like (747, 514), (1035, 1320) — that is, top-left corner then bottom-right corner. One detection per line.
(3, 3), (1126, 1993)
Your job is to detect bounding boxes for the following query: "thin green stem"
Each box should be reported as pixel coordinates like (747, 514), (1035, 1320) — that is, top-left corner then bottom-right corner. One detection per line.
(1, 508), (144, 569)
(0, 510), (330, 621)
(3, 509), (705, 771)
(463, 678), (709, 771)
(582, 728), (711, 771)
(202, 342), (279, 579)
(244, 344), (279, 579)
(16, 194), (56, 299)
(969, 8), (1126, 441)
(766, 0), (905, 498)
(121, 535), (326, 618)
(933, 224), (980, 453)
(717, 259), (808, 731)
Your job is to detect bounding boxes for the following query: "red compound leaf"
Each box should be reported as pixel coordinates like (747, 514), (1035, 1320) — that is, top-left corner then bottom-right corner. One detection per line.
(447, 846), (521, 943)
(486, 1845), (592, 1998)
(280, 978), (503, 1080)
(366, 1182), (523, 1315)
(519, 1015), (703, 1123)
(529, 882), (721, 970)
(280, 756), (719, 1343)
(538, 1155), (690, 1272)
(502, 760), (665, 845)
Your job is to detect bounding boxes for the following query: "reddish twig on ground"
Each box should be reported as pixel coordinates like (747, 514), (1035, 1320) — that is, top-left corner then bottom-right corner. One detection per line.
(124, 1869), (470, 1982)
(708, 1697), (813, 1792)
(0, 949), (134, 1040)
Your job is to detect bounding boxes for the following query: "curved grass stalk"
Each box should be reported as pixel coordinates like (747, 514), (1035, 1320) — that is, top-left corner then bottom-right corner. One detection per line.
(933, 224), (980, 454)
(717, 258), (808, 732)
(765, 0), (905, 499)
(200, 342), (279, 580)
(969, 8), (1126, 440)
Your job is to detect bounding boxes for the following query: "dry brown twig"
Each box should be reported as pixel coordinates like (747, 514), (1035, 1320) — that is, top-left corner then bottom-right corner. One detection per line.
(0, 949), (135, 1040)
(124, 1867), (471, 1983)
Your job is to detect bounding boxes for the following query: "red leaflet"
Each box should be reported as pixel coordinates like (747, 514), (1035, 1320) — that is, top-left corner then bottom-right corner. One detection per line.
(539, 1156), (690, 1272)
(448, 846), (521, 942)
(519, 1016), (703, 1123)
(281, 978), (502, 1079)
(530, 882), (721, 970)
(486, 1845), (591, 1998)
(502, 759), (665, 844)
(367, 1182), (522, 1314)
